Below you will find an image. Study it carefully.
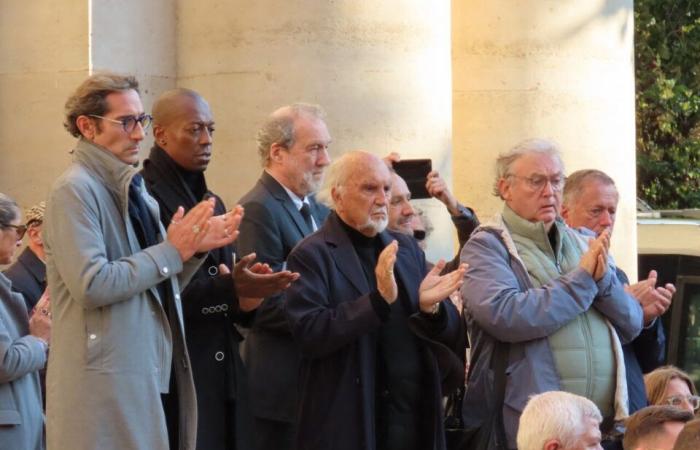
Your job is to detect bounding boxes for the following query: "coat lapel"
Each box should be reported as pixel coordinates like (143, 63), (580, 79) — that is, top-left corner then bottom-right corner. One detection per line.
(324, 213), (370, 296)
(260, 171), (313, 236)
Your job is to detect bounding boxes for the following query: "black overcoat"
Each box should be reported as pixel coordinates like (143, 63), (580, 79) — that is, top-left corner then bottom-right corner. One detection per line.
(285, 212), (464, 450)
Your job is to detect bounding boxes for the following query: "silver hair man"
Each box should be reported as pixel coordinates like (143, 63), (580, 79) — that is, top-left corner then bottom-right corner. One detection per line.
(517, 391), (603, 450)
(492, 138), (565, 198)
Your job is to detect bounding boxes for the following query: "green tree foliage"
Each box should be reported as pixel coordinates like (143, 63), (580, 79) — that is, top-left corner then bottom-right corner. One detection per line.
(635, 1), (700, 208)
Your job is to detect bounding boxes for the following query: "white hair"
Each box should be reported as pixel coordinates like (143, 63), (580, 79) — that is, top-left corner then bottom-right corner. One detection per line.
(517, 391), (602, 450)
(316, 150), (374, 209)
(493, 138), (565, 199)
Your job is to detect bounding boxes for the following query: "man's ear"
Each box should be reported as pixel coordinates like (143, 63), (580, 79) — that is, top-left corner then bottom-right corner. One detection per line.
(76, 115), (97, 140)
(331, 186), (342, 212)
(498, 177), (511, 201)
(561, 204), (570, 222)
(269, 143), (286, 164)
(543, 439), (561, 450)
(27, 226), (42, 246)
(153, 125), (166, 146)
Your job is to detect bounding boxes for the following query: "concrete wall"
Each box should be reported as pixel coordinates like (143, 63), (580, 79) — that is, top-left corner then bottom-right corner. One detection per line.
(176, 0), (456, 262)
(452, 0), (638, 277)
(0, 0), (89, 207)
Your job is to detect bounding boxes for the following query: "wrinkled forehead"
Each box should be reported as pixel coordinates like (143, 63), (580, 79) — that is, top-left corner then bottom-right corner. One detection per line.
(511, 151), (564, 176)
(346, 157), (391, 187)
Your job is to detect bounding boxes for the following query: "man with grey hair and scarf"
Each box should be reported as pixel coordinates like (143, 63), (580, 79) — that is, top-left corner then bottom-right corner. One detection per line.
(236, 103), (332, 450)
(460, 138), (643, 449)
(285, 150), (466, 450)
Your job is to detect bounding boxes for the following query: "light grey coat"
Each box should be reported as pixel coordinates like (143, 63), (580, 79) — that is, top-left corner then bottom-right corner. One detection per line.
(0, 273), (46, 450)
(44, 138), (201, 450)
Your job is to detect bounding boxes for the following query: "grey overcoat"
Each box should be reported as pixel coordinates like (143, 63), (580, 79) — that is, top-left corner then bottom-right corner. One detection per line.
(44, 138), (200, 450)
(0, 272), (46, 450)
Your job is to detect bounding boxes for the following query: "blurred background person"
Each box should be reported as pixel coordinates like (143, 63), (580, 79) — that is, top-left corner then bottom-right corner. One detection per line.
(645, 366), (699, 415)
(0, 193), (51, 450)
(623, 406), (693, 450)
(4, 201), (47, 312)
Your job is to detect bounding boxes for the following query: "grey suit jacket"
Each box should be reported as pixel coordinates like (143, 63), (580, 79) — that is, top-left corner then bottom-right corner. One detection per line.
(237, 171), (328, 422)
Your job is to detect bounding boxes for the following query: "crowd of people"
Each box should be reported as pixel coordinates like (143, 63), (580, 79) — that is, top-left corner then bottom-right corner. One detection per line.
(0, 71), (696, 450)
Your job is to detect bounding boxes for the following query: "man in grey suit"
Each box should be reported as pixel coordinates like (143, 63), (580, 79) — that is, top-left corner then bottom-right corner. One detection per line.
(44, 73), (238, 450)
(237, 103), (331, 450)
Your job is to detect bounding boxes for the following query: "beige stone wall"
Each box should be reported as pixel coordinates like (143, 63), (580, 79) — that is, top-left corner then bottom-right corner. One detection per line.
(452, 0), (638, 277)
(0, 0), (89, 207)
(176, 0), (456, 261)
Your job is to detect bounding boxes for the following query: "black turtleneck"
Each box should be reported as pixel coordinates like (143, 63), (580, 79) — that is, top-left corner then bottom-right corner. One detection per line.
(336, 215), (427, 450)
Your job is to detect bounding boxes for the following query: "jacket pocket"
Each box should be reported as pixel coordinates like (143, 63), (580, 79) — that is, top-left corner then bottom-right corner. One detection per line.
(85, 308), (103, 369)
(0, 383), (21, 425)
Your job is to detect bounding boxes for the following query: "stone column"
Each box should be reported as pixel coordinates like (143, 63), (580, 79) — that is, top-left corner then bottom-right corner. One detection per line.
(452, 0), (638, 276)
(176, 0), (455, 261)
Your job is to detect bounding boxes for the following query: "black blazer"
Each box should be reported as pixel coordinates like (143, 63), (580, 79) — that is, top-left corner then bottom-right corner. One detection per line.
(236, 171), (328, 422)
(4, 247), (46, 311)
(141, 146), (254, 450)
(285, 212), (463, 450)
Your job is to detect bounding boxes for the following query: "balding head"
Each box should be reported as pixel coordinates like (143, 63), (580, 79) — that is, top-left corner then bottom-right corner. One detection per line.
(318, 151), (392, 237)
(152, 88), (215, 172)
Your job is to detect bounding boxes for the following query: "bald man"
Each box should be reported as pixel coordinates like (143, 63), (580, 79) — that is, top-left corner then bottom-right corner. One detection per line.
(285, 151), (466, 450)
(141, 88), (298, 450)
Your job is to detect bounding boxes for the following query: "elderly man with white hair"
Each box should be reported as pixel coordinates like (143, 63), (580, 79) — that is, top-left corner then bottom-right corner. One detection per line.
(285, 150), (466, 450)
(460, 139), (643, 449)
(518, 391), (604, 450)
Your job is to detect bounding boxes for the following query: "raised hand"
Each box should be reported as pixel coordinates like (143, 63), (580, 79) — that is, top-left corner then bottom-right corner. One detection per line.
(197, 205), (244, 253)
(625, 270), (675, 325)
(375, 240), (399, 304)
(425, 170), (459, 214)
(418, 261), (467, 314)
(30, 290), (51, 344)
(167, 198), (215, 261)
(221, 252), (300, 312)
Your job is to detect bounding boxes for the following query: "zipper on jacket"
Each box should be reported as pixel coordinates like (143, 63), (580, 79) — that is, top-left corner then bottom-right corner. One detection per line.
(582, 313), (594, 398)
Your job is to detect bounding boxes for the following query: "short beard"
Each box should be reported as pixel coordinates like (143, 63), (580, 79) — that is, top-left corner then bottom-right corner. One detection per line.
(359, 216), (388, 236)
(302, 171), (323, 195)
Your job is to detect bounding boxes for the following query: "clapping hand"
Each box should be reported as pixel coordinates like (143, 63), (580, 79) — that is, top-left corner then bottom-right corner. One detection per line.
(418, 261), (467, 314)
(219, 252), (300, 312)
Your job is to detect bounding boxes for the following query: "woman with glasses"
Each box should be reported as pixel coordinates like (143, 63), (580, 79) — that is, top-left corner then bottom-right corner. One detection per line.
(0, 193), (51, 450)
(645, 366), (700, 415)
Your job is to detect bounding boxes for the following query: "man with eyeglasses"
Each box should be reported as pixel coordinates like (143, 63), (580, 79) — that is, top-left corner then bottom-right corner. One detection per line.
(460, 139), (643, 449)
(43, 73), (239, 450)
(141, 88), (298, 450)
(4, 202), (48, 312)
(562, 170), (673, 419)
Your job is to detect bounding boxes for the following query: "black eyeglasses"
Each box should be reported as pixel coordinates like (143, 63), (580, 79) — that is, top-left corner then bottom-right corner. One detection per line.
(89, 114), (153, 133)
(2, 223), (27, 240)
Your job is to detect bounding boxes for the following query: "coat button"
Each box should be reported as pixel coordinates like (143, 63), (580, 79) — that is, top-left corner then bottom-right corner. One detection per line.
(215, 351), (225, 361)
(162, 266), (169, 275)
(355, 377), (360, 385)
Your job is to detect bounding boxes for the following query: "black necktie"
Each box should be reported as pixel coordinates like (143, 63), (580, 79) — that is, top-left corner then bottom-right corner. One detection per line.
(300, 203), (314, 232)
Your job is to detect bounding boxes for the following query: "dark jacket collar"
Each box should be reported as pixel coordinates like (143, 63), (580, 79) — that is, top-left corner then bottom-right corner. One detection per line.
(142, 145), (209, 211)
(17, 247), (46, 286)
(321, 212), (418, 308)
